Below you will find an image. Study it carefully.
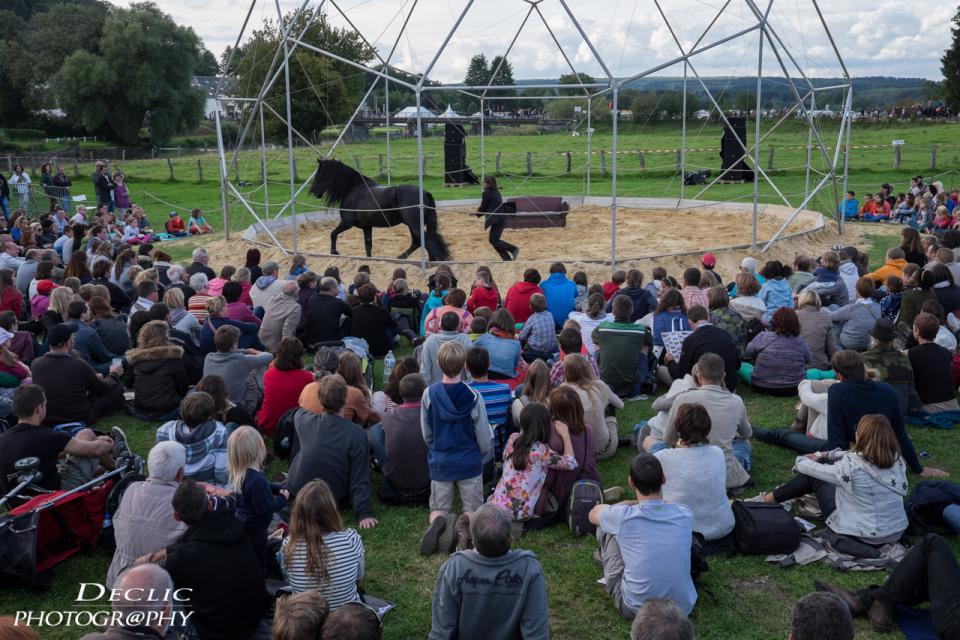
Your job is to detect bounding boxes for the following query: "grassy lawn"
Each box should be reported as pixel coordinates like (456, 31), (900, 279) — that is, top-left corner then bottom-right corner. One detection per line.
(1, 117), (959, 637)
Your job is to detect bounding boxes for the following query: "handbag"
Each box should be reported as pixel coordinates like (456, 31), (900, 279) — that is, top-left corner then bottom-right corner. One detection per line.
(661, 315), (691, 361)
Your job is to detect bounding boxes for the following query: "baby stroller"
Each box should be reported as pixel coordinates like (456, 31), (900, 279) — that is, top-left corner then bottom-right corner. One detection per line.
(0, 452), (144, 588)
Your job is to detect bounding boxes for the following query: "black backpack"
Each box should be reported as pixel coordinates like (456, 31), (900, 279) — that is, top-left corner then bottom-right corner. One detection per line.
(690, 532), (709, 581)
(568, 480), (603, 536)
(272, 407), (300, 460)
(731, 501), (802, 555)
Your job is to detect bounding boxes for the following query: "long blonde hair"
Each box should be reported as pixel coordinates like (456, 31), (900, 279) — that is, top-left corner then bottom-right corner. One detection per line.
(282, 479), (343, 583)
(49, 287), (73, 318)
(227, 426), (265, 493)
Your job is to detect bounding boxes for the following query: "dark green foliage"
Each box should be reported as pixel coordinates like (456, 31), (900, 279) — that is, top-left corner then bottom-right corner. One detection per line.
(942, 6), (960, 112)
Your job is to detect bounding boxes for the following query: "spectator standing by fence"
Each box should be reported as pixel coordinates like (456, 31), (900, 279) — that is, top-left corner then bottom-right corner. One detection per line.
(113, 172), (130, 211)
(92, 161), (115, 213)
(0, 171), (9, 221)
(9, 164), (30, 211)
(52, 164), (72, 213)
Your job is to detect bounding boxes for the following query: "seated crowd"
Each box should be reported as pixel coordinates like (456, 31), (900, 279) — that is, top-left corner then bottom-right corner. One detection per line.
(1, 200), (960, 640)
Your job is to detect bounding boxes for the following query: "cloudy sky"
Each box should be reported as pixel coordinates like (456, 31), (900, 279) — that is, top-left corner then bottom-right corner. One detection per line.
(114, 0), (952, 82)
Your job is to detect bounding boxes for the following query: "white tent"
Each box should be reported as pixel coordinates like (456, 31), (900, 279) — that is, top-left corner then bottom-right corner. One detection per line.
(394, 105), (435, 118)
(440, 104), (461, 119)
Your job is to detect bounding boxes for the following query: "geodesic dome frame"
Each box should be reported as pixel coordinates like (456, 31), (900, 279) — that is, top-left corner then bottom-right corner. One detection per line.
(215, 0), (852, 273)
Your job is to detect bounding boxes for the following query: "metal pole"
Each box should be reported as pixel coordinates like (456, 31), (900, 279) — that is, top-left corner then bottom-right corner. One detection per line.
(679, 63), (688, 205)
(214, 110), (230, 241)
(840, 88), (853, 237)
(385, 79), (391, 184)
(752, 32), (764, 250)
(586, 99), (592, 197)
(277, 0), (297, 253)
(259, 104), (269, 218)
(804, 92), (815, 198)
(415, 90), (427, 275)
(480, 99), (486, 179)
(611, 86), (619, 267)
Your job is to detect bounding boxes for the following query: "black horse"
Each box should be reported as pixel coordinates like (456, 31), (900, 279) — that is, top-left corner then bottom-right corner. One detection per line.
(309, 158), (451, 261)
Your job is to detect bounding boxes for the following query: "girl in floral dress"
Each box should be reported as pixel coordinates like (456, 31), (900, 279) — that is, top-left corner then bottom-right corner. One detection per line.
(490, 402), (577, 523)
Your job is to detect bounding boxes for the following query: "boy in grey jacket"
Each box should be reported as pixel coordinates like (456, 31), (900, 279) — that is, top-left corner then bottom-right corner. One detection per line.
(429, 504), (549, 640)
(419, 311), (473, 385)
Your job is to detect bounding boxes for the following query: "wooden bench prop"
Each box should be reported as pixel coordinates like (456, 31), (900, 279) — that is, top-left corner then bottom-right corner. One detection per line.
(503, 196), (569, 229)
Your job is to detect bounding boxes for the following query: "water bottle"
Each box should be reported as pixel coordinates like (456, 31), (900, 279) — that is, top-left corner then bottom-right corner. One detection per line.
(383, 350), (395, 384)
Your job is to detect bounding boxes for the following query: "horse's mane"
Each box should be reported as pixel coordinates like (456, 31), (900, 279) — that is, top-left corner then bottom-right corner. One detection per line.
(309, 159), (377, 207)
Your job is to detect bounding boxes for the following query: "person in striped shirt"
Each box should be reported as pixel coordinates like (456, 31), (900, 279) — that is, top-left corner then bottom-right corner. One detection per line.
(466, 346), (513, 462)
(280, 479), (366, 610)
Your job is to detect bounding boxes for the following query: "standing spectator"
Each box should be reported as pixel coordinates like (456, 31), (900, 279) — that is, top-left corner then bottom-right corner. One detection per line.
(51, 164), (72, 213)
(540, 262), (576, 329)
(91, 162), (114, 212)
(589, 453), (697, 618)
(0, 170), (9, 221)
(112, 172), (130, 210)
(504, 268), (543, 325)
(429, 504), (549, 640)
(257, 338), (314, 437)
(9, 164), (31, 211)
(125, 320), (188, 421)
(280, 479), (366, 608)
(419, 342), (491, 556)
(908, 313), (960, 413)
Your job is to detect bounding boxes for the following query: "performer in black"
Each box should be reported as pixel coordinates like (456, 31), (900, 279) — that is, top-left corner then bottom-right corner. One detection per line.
(476, 176), (518, 261)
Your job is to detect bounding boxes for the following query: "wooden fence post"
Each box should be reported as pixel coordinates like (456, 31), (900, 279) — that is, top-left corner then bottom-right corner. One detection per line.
(495, 152), (501, 173)
(197, 159), (203, 182)
(526, 152), (532, 176)
(5, 155), (11, 172)
(638, 150), (645, 171)
(166, 158), (174, 181)
(378, 154), (384, 178)
(121, 149), (126, 162)
(931, 145), (938, 171)
(893, 144), (901, 169)
(767, 147), (775, 171)
(72, 157), (80, 177)
(676, 150), (682, 173)
(177, 147), (182, 158)
(566, 151), (572, 173)
(600, 150), (607, 177)
(30, 156), (37, 175)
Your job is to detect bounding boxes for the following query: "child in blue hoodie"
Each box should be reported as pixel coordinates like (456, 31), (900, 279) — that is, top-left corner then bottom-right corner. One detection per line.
(758, 260), (795, 324)
(419, 341), (491, 556)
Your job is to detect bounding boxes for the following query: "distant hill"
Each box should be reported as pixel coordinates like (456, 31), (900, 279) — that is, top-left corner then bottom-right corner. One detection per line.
(512, 76), (933, 109)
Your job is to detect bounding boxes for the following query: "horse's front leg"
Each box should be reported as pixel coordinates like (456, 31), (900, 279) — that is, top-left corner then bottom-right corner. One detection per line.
(330, 220), (350, 255)
(398, 224), (420, 259)
(362, 227), (373, 257)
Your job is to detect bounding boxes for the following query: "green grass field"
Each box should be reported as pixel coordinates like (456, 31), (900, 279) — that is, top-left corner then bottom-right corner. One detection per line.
(2, 120), (960, 638)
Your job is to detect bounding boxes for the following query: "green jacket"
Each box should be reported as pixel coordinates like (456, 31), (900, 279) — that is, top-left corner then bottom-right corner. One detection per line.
(592, 319), (652, 396)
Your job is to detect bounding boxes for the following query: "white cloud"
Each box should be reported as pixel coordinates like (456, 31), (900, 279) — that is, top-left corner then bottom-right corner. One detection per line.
(112, 0), (952, 81)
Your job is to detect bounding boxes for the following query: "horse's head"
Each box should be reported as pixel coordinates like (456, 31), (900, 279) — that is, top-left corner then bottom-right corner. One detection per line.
(310, 158), (367, 207)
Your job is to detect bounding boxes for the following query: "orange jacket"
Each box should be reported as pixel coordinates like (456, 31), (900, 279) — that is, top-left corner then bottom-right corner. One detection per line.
(866, 258), (907, 284)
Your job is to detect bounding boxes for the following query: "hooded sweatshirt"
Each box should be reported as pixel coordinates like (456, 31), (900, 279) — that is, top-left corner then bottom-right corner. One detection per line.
(420, 381), (491, 482)
(839, 259), (859, 301)
(419, 331), (473, 386)
(504, 281), (544, 324)
(156, 419), (229, 486)
(794, 451), (908, 543)
(429, 549), (549, 640)
(540, 272), (577, 327)
(249, 275), (281, 309)
(804, 267), (849, 307)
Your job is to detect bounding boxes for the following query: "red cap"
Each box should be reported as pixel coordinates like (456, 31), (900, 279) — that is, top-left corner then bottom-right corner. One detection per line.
(37, 280), (56, 296)
(701, 252), (717, 268)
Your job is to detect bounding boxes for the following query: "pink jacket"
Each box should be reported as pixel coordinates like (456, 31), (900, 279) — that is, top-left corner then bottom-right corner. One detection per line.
(226, 301), (261, 326)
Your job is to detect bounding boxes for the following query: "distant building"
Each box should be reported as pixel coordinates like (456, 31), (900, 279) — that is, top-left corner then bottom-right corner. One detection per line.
(192, 76), (238, 120)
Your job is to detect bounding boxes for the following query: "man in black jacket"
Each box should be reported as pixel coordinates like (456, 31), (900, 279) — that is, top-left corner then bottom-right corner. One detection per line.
(160, 479), (267, 640)
(667, 305), (740, 392)
(92, 161), (115, 212)
(302, 276), (353, 347)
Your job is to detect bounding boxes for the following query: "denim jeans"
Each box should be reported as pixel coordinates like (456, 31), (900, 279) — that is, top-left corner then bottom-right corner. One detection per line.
(368, 422), (386, 469)
(0, 196), (8, 221)
(943, 504), (960, 534)
(732, 439), (752, 471)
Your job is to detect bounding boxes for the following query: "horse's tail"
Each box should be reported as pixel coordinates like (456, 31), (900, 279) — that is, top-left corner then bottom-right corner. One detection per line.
(423, 191), (451, 261)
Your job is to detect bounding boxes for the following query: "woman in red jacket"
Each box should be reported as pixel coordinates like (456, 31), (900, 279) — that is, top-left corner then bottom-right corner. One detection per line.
(257, 337), (314, 437)
(0, 268), (22, 319)
(504, 268), (544, 325)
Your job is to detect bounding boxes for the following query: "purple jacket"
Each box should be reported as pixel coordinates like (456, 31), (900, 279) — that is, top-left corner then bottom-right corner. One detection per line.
(746, 331), (812, 389)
